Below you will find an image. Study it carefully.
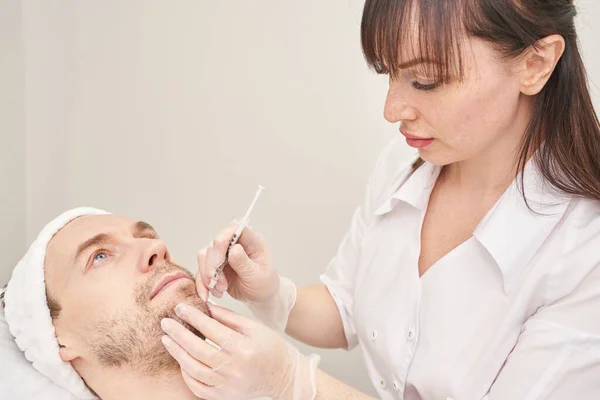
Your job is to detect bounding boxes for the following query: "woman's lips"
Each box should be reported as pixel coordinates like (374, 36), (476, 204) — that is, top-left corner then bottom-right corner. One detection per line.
(405, 138), (434, 148)
(400, 130), (434, 149)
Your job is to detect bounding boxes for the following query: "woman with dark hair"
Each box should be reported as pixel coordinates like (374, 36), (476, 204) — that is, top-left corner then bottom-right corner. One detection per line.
(162, 1), (600, 398)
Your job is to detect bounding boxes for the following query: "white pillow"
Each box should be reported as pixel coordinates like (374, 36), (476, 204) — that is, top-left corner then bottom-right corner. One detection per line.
(0, 289), (80, 400)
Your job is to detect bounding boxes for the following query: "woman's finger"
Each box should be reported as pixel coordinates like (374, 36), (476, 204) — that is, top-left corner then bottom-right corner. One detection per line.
(181, 368), (220, 399)
(161, 335), (225, 388)
(206, 244), (229, 294)
(225, 244), (257, 281)
(174, 302), (240, 347)
(196, 246), (210, 301)
(207, 303), (251, 335)
(213, 223), (239, 255)
(160, 317), (222, 368)
(237, 225), (268, 258)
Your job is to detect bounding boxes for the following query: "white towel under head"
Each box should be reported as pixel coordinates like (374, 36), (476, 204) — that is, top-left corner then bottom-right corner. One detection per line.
(4, 207), (110, 400)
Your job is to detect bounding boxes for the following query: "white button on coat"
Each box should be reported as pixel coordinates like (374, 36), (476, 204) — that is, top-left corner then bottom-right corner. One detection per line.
(320, 138), (600, 400)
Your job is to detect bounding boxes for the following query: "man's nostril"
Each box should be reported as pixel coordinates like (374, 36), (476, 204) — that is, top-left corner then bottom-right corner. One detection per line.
(149, 254), (157, 266)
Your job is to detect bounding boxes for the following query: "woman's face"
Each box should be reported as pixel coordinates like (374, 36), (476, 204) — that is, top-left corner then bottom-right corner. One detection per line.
(384, 37), (531, 167)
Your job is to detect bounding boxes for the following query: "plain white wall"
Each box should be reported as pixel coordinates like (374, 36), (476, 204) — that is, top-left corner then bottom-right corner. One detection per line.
(7, 0), (600, 394)
(0, 0), (25, 287)
(577, 1), (600, 110)
(20, 0), (398, 393)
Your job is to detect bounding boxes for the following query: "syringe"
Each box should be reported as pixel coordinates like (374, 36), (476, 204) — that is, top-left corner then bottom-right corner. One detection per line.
(208, 185), (265, 290)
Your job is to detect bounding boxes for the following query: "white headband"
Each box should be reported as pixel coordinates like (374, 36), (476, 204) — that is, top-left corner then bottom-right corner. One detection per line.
(4, 207), (110, 400)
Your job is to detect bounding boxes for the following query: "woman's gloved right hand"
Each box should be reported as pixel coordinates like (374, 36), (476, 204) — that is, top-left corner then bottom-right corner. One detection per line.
(196, 223), (297, 331)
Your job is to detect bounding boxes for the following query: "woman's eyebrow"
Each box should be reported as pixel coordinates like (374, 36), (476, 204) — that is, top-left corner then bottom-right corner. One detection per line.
(382, 57), (439, 73)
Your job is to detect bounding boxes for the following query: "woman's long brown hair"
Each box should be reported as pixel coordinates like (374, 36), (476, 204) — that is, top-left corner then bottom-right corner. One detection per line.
(361, 0), (600, 203)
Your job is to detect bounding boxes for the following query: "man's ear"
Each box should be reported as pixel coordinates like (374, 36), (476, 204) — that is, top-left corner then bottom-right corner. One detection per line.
(520, 34), (566, 96)
(59, 344), (80, 362)
(57, 335), (81, 362)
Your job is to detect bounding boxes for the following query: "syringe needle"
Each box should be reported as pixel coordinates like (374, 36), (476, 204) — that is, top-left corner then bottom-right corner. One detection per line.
(207, 185), (265, 290)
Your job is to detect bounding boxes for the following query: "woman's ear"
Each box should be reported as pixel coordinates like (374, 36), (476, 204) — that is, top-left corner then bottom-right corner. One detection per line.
(520, 34), (566, 96)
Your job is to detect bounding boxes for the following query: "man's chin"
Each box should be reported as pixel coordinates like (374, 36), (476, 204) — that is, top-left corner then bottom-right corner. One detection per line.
(156, 282), (208, 339)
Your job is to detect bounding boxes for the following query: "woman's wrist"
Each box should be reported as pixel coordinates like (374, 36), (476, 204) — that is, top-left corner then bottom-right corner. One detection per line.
(275, 348), (321, 400)
(246, 276), (297, 331)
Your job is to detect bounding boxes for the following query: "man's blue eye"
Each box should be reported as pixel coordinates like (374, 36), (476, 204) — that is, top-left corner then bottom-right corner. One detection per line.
(93, 252), (108, 264)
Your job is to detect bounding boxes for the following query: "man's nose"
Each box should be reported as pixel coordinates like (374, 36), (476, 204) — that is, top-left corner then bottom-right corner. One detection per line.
(141, 240), (171, 273)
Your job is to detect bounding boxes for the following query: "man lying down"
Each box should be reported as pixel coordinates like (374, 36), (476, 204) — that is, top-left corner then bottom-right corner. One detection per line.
(2, 208), (210, 400)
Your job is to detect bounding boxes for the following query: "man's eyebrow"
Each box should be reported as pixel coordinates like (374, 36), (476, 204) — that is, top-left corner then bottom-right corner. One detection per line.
(133, 221), (158, 238)
(73, 233), (113, 263)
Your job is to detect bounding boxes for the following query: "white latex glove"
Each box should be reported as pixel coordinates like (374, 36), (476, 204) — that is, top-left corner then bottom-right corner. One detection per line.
(245, 276), (297, 332)
(161, 302), (320, 400)
(196, 224), (296, 331)
(196, 223), (278, 302)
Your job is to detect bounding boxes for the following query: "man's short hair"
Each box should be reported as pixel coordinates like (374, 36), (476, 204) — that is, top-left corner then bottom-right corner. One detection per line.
(47, 292), (61, 319)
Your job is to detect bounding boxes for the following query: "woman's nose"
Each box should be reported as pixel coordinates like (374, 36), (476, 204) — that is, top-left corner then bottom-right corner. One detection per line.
(384, 82), (418, 123)
(141, 240), (171, 273)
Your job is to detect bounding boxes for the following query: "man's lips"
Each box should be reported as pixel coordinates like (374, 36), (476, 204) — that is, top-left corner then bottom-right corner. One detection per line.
(150, 272), (192, 300)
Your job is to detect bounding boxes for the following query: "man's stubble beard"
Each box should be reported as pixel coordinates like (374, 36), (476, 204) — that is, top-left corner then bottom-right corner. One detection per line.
(89, 261), (208, 375)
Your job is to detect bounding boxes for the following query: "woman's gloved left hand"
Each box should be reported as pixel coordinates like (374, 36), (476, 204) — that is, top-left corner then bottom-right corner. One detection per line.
(160, 302), (321, 400)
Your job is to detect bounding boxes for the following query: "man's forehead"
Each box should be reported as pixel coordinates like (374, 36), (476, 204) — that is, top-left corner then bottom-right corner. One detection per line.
(46, 214), (135, 260)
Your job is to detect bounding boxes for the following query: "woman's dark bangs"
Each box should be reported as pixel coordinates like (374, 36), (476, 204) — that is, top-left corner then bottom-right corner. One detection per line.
(361, 0), (467, 83)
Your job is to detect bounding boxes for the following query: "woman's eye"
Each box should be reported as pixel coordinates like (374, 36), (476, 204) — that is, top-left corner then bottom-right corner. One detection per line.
(412, 81), (438, 91)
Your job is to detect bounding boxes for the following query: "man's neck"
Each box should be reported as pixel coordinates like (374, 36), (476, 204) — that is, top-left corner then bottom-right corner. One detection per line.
(86, 366), (198, 400)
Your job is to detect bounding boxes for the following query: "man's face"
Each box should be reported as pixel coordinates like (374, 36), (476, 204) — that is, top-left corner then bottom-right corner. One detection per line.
(44, 214), (208, 374)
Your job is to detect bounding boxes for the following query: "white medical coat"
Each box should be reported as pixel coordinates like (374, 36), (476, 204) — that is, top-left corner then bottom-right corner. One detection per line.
(321, 138), (600, 399)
